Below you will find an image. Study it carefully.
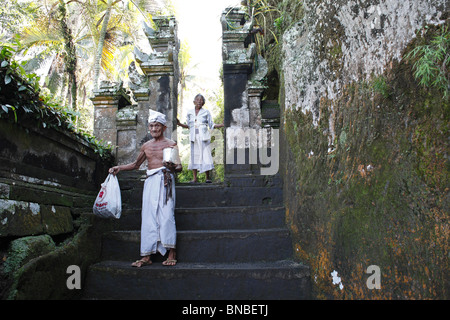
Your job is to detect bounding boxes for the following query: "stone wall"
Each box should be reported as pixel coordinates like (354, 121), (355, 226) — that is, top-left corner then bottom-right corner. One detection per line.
(270, 0), (449, 299)
(0, 119), (113, 299)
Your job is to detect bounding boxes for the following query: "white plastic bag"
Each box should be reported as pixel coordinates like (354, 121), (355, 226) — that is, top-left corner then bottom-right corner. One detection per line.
(93, 174), (122, 219)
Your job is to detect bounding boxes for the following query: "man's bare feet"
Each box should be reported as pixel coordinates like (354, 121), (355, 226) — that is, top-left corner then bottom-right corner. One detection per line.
(162, 249), (177, 266)
(131, 255), (152, 267)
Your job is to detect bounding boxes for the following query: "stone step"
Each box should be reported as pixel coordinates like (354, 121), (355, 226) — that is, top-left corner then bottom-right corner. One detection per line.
(176, 205), (286, 230)
(116, 172), (284, 209)
(117, 171), (283, 187)
(82, 171), (312, 300)
(175, 184), (283, 208)
(83, 260), (311, 300)
(223, 173), (282, 188)
(120, 184), (283, 209)
(100, 228), (293, 263)
(115, 205), (286, 231)
(261, 100), (280, 129)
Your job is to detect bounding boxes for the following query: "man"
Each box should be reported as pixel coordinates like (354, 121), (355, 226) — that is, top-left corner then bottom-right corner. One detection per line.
(109, 110), (181, 267)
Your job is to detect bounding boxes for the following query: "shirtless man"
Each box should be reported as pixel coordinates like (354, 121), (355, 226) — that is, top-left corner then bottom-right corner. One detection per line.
(109, 111), (181, 267)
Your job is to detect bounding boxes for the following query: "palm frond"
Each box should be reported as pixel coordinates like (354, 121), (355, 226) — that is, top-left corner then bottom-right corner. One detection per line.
(100, 36), (116, 75)
(19, 14), (64, 48)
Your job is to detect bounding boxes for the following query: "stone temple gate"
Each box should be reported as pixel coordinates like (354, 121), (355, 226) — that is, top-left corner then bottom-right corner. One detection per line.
(91, 16), (179, 168)
(92, 7), (278, 175)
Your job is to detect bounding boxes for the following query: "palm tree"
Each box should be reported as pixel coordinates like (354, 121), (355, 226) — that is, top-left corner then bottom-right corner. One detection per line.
(12, 0), (154, 128)
(15, 0), (79, 114)
(92, 0), (114, 92)
(92, 0), (155, 91)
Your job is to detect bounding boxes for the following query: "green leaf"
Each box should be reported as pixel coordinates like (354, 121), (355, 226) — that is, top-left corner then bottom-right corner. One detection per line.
(4, 74), (11, 85)
(1, 60), (8, 67)
(18, 85), (27, 91)
(11, 106), (17, 123)
(1, 105), (8, 113)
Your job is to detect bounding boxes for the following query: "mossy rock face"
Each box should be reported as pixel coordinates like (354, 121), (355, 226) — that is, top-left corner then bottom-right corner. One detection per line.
(2, 215), (118, 300)
(272, 0), (448, 298)
(3, 235), (56, 275)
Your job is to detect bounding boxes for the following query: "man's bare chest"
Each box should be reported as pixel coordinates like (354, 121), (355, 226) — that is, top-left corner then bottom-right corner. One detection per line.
(144, 141), (173, 159)
(144, 146), (163, 159)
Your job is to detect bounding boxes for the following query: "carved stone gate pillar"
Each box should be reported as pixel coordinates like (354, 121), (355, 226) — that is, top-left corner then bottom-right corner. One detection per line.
(221, 7), (268, 176)
(92, 16), (179, 167)
(91, 81), (132, 159)
(136, 16), (179, 143)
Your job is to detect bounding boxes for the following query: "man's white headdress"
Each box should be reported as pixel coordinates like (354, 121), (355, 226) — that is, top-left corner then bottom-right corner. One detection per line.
(148, 110), (166, 126)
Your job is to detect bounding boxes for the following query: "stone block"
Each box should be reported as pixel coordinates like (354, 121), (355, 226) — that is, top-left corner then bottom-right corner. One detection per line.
(40, 205), (73, 236)
(94, 107), (118, 130)
(0, 200), (74, 237)
(0, 182), (10, 199)
(117, 129), (138, 165)
(0, 199), (43, 237)
(9, 184), (73, 207)
(93, 128), (117, 146)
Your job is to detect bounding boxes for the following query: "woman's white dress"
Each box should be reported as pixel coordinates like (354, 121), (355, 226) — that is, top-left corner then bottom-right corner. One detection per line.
(186, 108), (215, 173)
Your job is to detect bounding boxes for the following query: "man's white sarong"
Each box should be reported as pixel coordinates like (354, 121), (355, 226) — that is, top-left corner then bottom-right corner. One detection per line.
(140, 167), (176, 256)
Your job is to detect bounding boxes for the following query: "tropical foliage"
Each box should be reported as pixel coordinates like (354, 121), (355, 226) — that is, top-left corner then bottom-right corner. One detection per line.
(0, 45), (113, 160)
(0, 0), (166, 133)
(406, 24), (450, 99)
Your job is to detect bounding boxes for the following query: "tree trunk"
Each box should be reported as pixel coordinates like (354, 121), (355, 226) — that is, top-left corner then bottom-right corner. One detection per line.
(59, 0), (78, 121)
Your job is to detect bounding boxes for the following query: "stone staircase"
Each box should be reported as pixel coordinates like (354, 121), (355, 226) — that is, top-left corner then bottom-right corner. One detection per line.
(82, 171), (310, 299)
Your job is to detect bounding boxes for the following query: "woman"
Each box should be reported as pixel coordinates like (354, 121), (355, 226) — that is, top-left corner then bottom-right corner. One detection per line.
(177, 94), (223, 183)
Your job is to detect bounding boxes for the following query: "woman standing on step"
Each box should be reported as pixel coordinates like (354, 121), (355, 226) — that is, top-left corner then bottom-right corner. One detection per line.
(177, 94), (223, 183)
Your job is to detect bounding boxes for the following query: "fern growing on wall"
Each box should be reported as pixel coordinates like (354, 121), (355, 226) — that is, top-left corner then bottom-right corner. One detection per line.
(406, 24), (450, 98)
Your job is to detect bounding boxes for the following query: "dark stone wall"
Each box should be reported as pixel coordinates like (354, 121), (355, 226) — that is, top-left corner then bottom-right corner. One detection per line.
(0, 119), (114, 299)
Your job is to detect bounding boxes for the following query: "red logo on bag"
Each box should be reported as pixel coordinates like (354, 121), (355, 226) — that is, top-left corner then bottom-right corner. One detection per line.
(95, 202), (108, 208)
(98, 187), (106, 201)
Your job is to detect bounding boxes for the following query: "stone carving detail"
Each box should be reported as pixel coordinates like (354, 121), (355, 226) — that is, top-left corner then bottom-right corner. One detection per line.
(139, 17), (179, 75)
